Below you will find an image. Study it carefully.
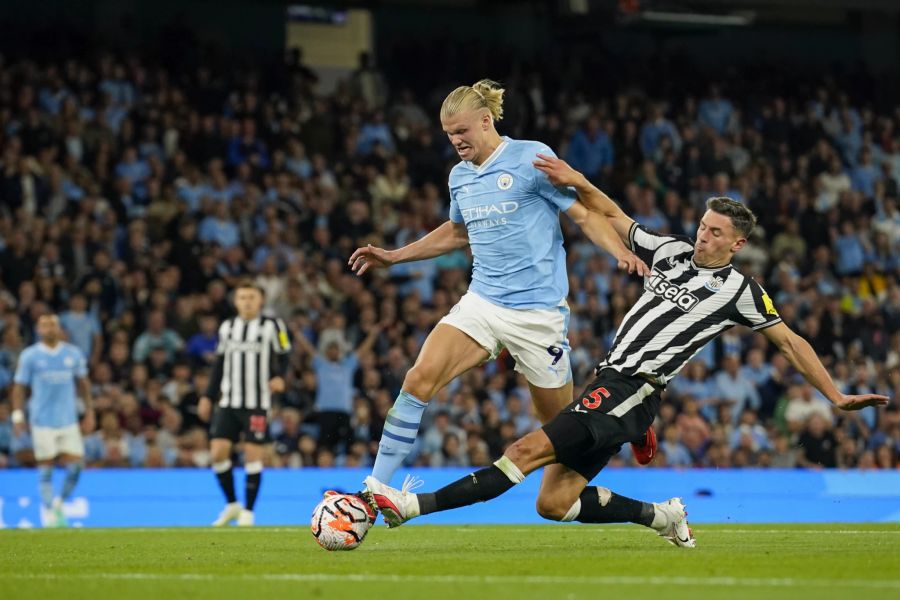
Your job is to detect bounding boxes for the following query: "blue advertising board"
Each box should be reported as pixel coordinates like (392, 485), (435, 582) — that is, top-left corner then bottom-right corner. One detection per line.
(1, 468), (897, 528)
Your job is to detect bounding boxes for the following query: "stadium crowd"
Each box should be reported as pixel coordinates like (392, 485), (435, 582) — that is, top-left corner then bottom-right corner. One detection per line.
(0, 46), (897, 472)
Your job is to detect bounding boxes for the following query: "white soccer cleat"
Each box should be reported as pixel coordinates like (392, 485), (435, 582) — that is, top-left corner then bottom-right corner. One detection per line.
(50, 498), (68, 528)
(236, 509), (255, 527)
(363, 475), (422, 528)
(212, 502), (243, 527)
(653, 497), (696, 548)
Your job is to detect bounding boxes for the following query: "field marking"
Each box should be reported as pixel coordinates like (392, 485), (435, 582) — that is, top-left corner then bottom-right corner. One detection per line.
(3, 572), (899, 589)
(6, 526), (898, 535)
(451, 527), (900, 535)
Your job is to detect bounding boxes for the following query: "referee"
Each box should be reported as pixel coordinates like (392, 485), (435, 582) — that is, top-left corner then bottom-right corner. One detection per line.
(199, 281), (292, 527)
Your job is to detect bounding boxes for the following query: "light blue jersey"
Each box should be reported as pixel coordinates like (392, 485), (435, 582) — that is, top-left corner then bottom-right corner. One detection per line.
(13, 342), (87, 428)
(449, 137), (576, 309)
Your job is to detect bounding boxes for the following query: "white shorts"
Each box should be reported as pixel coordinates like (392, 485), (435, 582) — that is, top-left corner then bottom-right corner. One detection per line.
(32, 424), (84, 461)
(439, 291), (572, 389)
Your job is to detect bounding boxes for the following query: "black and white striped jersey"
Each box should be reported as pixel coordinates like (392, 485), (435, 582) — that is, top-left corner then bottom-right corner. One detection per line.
(595, 222), (782, 385)
(215, 316), (292, 410)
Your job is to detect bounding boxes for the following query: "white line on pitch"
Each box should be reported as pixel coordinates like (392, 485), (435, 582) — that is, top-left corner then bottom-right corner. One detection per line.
(3, 573), (899, 589)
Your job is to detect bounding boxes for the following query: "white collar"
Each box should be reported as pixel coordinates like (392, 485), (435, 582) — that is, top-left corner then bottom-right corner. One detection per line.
(690, 257), (731, 271)
(467, 138), (509, 173)
(39, 342), (63, 355)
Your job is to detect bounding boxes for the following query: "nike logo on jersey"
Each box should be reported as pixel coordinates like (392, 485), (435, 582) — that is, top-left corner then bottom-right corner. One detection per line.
(645, 268), (699, 312)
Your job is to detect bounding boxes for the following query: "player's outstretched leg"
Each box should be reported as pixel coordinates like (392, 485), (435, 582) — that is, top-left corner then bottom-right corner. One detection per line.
(565, 486), (695, 548)
(366, 429), (555, 527)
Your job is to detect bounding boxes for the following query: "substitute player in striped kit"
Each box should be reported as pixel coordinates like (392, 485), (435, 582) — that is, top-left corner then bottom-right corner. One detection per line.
(199, 281), (292, 526)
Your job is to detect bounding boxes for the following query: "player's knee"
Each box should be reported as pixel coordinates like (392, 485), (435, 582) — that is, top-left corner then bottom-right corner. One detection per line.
(535, 496), (570, 522)
(402, 364), (437, 400)
(504, 436), (539, 467)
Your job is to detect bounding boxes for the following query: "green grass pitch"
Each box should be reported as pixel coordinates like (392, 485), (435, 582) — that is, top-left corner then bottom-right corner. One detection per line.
(1, 524), (898, 600)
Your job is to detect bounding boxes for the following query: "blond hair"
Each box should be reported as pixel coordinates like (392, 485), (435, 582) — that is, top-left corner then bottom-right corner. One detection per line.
(440, 79), (505, 122)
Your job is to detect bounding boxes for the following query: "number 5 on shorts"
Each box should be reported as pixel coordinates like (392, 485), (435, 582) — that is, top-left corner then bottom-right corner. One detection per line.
(582, 387), (610, 410)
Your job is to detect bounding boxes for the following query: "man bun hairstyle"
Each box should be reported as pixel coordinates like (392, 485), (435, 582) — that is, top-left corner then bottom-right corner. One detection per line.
(440, 79), (505, 122)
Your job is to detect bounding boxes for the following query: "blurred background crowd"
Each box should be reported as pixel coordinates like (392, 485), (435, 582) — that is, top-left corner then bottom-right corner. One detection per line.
(0, 33), (897, 472)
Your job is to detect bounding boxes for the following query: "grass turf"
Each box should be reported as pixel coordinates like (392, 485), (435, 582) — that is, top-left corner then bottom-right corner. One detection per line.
(1, 524), (898, 600)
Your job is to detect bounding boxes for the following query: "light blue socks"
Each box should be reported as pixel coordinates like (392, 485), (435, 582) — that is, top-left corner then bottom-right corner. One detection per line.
(39, 466), (54, 508)
(371, 391), (427, 484)
(60, 462), (83, 500)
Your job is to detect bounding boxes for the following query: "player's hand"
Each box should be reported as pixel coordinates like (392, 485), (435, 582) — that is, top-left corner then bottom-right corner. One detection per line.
(269, 377), (286, 393)
(348, 244), (395, 276)
(834, 394), (890, 411)
(198, 396), (212, 422)
(614, 249), (650, 277)
(81, 410), (96, 434)
(533, 154), (585, 188)
(13, 421), (27, 437)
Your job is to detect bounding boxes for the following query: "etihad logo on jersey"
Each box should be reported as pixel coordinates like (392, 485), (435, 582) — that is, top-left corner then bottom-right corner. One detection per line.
(223, 340), (263, 353)
(645, 268), (700, 312)
(461, 201), (519, 229)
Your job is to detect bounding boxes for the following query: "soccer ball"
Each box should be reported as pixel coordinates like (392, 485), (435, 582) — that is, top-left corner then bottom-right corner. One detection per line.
(311, 493), (374, 551)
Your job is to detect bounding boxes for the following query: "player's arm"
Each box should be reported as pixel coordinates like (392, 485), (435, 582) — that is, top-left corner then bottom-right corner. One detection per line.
(77, 376), (96, 433)
(762, 322), (890, 411)
(291, 328), (318, 357)
(565, 200), (649, 277)
(355, 321), (386, 356)
(10, 383), (28, 435)
(349, 220), (469, 276)
(199, 355), (224, 422)
(268, 318), (292, 393)
(533, 153), (634, 245)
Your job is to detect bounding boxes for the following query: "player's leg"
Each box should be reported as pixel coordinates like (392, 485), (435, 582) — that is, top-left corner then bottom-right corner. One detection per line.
(529, 382), (658, 526)
(32, 427), (63, 527)
(37, 459), (57, 526)
(236, 409), (270, 526)
(32, 428), (56, 513)
(49, 425), (86, 528)
(527, 382), (597, 521)
(365, 422), (570, 527)
(238, 442), (265, 526)
(371, 320), (491, 484)
(209, 408), (241, 526)
(540, 374), (695, 546)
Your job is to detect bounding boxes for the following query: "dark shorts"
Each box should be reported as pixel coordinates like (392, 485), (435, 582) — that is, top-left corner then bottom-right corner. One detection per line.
(542, 369), (662, 480)
(210, 408), (270, 445)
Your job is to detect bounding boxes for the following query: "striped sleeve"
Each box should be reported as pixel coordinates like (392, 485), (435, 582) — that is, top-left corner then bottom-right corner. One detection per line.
(270, 318), (292, 354)
(215, 320), (230, 355)
(733, 279), (783, 331)
(628, 222), (690, 266)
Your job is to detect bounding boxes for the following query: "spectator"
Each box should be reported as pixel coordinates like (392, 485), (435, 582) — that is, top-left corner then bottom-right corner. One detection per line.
(59, 294), (102, 364)
(132, 311), (184, 364)
(566, 115), (614, 183)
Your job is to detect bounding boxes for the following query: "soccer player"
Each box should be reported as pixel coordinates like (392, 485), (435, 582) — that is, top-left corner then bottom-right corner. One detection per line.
(348, 80), (648, 504)
(363, 161), (889, 547)
(198, 281), (292, 526)
(11, 314), (95, 528)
